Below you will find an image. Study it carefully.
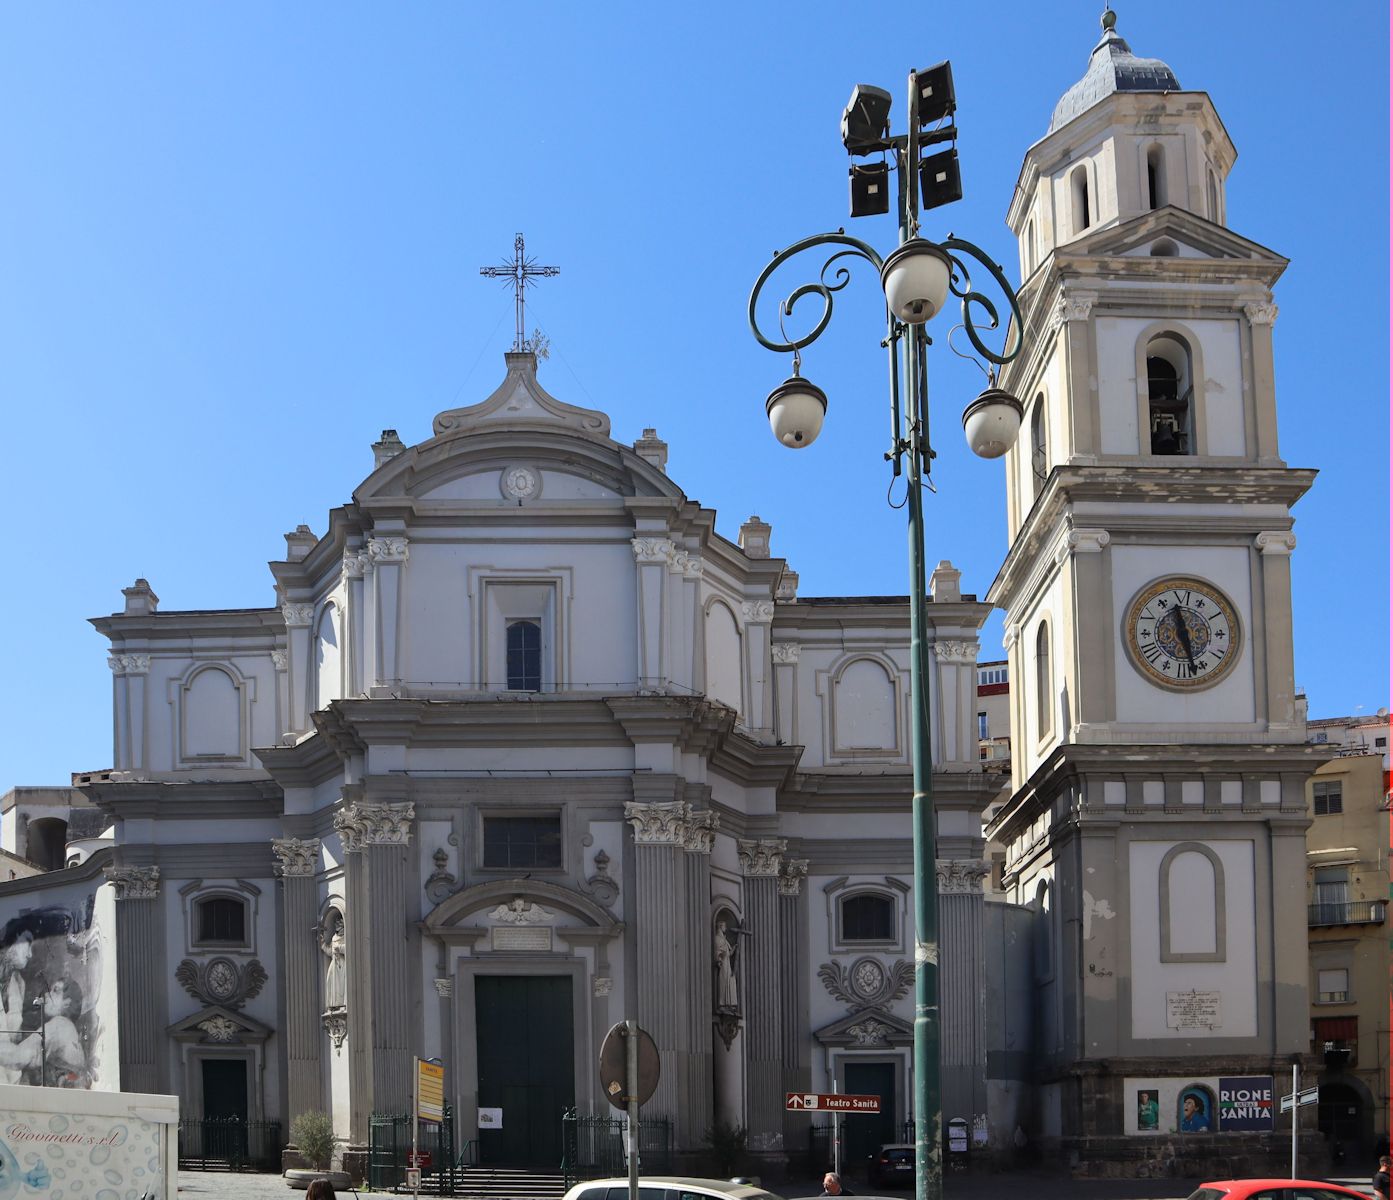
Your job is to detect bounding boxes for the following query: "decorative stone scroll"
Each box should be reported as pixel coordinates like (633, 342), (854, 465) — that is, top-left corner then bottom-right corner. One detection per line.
(175, 957), (268, 1011)
(771, 643), (801, 665)
(583, 849), (619, 907)
(270, 649), (289, 672)
(777, 858), (810, 896)
(333, 802), (415, 853)
(488, 898), (554, 925)
(1255, 531), (1296, 556)
(342, 548), (372, 578)
(931, 641), (977, 664)
(736, 838), (787, 877)
(818, 957), (913, 1011)
(1055, 290), (1098, 326)
(197, 1015), (243, 1044)
(424, 847), (459, 904)
(271, 837), (320, 877)
(105, 865), (160, 899)
(935, 859), (991, 895)
(846, 1015), (895, 1047)
(1054, 527), (1111, 566)
(106, 654), (151, 677)
(434, 978), (454, 999)
(323, 1010), (348, 1052)
(1243, 301), (1278, 327)
(367, 536), (409, 564)
(668, 549), (703, 578)
(741, 601), (775, 624)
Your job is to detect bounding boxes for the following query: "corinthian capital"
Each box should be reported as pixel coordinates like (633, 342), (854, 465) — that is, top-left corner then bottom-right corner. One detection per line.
(935, 859), (990, 895)
(1056, 290), (1098, 325)
(281, 603), (315, 628)
(630, 537), (675, 564)
(737, 837), (787, 877)
(271, 837), (320, 877)
(105, 865), (160, 899)
(343, 548), (372, 578)
(931, 641), (977, 665)
(682, 809), (719, 854)
(741, 601), (775, 624)
(772, 642), (801, 665)
(1243, 301), (1279, 327)
(107, 654), (151, 677)
(334, 802), (415, 853)
(367, 536), (409, 564)
(625, 801), (688, 845)
(778, 858), (810, 896)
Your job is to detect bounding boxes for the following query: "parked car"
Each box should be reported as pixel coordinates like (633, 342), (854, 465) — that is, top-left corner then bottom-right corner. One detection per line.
(867, 1143), (915, 1189)
(1184, 1181), (1371, 1200)
(563, 1177), (783, 1200)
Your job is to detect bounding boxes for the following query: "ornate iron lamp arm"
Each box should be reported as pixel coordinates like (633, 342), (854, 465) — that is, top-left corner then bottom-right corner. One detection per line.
(747, 231), (885, 354)
(940, 235), (1025, 367)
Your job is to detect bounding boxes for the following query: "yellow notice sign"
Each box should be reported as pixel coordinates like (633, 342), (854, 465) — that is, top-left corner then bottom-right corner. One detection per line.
(417, 1058), (445, 1123)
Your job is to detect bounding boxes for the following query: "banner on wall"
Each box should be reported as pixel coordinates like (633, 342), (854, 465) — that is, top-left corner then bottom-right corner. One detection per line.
(1218, 1076), (1274, 1131)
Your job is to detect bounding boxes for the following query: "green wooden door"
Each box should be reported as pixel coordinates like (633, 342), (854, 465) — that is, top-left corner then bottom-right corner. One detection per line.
(475, 975), (574, 1167)
(842, 1060), (896, 1176)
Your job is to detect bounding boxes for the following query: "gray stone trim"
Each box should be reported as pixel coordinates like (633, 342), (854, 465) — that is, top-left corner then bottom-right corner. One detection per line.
(1157, 841), (1227, 963)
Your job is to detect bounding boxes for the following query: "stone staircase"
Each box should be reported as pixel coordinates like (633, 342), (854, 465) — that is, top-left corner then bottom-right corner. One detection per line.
(445, 1166), (570, 1199)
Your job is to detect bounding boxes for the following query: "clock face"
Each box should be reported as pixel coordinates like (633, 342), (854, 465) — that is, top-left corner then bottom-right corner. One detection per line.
(1123, 576), (1241, 690)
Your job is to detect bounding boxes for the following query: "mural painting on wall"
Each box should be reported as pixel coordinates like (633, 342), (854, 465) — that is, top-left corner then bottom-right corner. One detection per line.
(1179, 1087), (1212, 1133)
(1135, 1088), (1159, 1132)
(0, 899), (103, 1088)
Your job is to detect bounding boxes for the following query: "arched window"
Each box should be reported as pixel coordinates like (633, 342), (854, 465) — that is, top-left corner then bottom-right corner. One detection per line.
(1206, 170), (1220, 223)
(1034, 622), (1052, 740)
(506, 619), (542, 692)
(1032, 879), (1054, 982)
(25, 818), (68, 872)
(1070, 166), (1091, 234)
(840, 893), (894, 943)
(196, 896), (248, 946)
(1146, 145), (1167, 209)
(314, 603), (340, 711)
(1146, 334), (1195, 456)
(1030, 396), (1047, 495)
(1023, 218), (1036, 274)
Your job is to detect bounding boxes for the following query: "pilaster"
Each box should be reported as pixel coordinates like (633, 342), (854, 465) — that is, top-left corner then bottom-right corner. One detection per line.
(771, 643), (799, 747)
(777, 858), (810, 1151)
(272, 838), (323, 1121)
(1255, 531), (1298, 731)
(737, 837), (786, 1155)
(741, 602), (775, 738)
(631, 537), (673, 691)
(936, 859), (990, 1130)
(281, 603), (315, 732)
(107, 654), (150, 770)
(367, 536), (409, 690)
(107, 865), (165, 1094)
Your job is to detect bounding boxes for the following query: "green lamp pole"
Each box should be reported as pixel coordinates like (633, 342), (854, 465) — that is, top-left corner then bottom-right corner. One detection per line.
(748, 64), (1025, 1200)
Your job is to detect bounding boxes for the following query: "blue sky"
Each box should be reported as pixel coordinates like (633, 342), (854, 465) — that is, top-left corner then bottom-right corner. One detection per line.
(1, 3), (1387, 788)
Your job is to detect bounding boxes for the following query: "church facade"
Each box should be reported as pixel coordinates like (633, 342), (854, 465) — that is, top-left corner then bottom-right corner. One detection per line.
(0, 12), (1326, 1181)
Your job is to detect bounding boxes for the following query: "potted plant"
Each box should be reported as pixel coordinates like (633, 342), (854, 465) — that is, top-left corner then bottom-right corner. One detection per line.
(285, 1111), (351, 1191)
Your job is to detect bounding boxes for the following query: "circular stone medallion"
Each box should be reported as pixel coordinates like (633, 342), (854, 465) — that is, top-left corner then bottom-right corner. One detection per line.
(500, 465), (541, 500)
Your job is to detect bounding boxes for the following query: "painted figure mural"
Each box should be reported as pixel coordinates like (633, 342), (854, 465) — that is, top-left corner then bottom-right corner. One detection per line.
(0, 901), (102, 1088)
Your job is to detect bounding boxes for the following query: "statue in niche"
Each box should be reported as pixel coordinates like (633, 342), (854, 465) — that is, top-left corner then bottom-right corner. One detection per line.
(320, 910), (347, 1012)
(714, 918), (739, 1012)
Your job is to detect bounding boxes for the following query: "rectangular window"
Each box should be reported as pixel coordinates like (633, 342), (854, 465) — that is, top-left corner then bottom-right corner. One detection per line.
(977, 712), (989, 740)
(483, 815), (562, 870)
(1316, 968), (1349, 1003)
(197, 897), (247, 944)
(506, 620), (542, 692)
(1376, 736), (1387, 748)
(1313, 781), (1343, 815)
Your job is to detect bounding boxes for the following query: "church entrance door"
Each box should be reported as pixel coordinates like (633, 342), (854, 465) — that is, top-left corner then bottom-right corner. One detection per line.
(475, 975), (574, 1167)
(842, 1060), (896, 1177)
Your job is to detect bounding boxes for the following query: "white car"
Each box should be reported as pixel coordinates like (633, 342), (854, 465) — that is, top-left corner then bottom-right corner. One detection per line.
(562, 1177), (784, 1200)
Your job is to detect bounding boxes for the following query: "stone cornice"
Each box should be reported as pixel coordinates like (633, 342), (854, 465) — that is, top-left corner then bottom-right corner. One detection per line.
(709, 733), (803, 789)
(0, 847), (113, 903)
(81, 777), (283, 821)
(89, 608), (282, 640)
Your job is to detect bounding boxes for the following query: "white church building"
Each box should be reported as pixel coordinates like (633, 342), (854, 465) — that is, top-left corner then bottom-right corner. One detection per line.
(0, 12), (1325, 1181)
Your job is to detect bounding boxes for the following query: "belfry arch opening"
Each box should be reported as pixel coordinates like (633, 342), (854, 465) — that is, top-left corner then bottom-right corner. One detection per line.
(1146, 333), (1195, 456)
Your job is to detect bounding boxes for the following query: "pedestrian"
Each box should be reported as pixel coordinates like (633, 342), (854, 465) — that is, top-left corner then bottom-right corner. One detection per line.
(305, 1180), (337, 1200)
(821, 1172), (854, 1196)
(1373, 1153), (1391, 1199)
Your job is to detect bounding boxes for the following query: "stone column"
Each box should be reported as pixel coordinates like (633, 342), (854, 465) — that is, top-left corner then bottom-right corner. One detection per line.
(936, 859), (990, 1132)
(741, 603), (775, 738)
(625, 800), (689, 1129)
(282, 603), (315, 733)
(367, 536), (409, 691)
(777, 858), (810, 1152)
(737, 838), (786, 1156)
(771, 644), (799, 747)
(631, 537), (673, 691)
(679, 811), (718, 1150)
(335, 802), (416, 1141)
(106, 865), (164, 1094)
(272, 838), (323, 1121)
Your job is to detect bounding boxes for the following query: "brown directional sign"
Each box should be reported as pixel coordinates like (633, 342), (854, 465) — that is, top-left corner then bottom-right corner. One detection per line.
(598, 1022), (660, 1110)
(785, 1092), (881, 1113)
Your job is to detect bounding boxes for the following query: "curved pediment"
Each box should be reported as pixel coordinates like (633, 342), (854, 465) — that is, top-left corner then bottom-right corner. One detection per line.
(423, 876), (621, 937)
(433, 351), (610, 439)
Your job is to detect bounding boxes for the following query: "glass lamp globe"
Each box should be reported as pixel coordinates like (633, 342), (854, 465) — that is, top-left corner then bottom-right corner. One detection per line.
(880, 239), (952, 325)
(961, 387), (1024, 459)
(765, 374), (827, 449)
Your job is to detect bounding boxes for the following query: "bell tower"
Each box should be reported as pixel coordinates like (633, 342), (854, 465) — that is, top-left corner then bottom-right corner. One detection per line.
(985, 11), (1328, 1168)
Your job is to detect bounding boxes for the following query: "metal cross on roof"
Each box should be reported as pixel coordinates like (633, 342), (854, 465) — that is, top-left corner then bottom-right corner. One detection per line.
(480, 233), (559, 353)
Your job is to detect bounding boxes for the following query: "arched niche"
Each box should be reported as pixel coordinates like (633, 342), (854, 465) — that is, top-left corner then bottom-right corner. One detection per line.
(314, 602), (341, 712)
(1159, 841), (1226, 963)
(703, 599), (743, 716)
(830, 655), (900, 755)
(174, 663), (251, 763)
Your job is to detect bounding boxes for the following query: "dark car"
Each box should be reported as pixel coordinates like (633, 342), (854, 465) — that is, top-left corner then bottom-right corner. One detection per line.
(867, 1143), (914, 1189)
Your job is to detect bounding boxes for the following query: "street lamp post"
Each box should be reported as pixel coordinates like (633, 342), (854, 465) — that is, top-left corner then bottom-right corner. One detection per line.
(748, 65), (1024, 1200)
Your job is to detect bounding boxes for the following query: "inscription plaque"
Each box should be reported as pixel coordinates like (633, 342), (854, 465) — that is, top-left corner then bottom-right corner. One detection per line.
(491, 926), (552, 952)
(1166, 989), (1221, 1030)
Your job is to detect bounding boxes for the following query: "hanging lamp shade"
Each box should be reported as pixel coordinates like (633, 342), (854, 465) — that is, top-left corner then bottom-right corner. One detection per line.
(765, 373), (828, 449)
(962, 387), (1024, 459)
(880, 238), (952, 325)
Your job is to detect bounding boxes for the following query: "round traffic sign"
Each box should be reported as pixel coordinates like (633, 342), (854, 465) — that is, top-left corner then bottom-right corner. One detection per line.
(598, 1022), (660, 1110)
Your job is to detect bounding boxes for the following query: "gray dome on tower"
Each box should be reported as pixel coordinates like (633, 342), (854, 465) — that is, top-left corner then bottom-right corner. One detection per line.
(1049, 9), (1181, 132)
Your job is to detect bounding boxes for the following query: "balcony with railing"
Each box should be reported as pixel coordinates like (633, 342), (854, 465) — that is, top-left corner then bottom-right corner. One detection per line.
(1307, 899), (1386, 927)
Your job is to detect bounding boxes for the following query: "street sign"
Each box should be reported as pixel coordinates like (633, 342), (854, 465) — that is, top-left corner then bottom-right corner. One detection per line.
(416, 1059), (445, 1123)
(405, 1168), (422, 1189)
(599, 1022), (660, 1111)
(785, 1092), (881, 1113)
(1279, 1086), (1319, 1113)
(407, 1151), (433, 1169)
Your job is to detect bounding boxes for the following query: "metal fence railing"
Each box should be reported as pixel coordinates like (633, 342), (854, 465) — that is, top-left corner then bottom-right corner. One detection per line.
(369, 1106), (459, 1194)
(561, 1110), (672, 1186)
(177, 1118), (282, 1172)
(1308, 900), (1386, 927)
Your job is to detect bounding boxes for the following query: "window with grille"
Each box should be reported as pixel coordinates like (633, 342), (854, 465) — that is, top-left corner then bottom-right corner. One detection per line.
(483, 815), (562, 870)
(977, 712), (989, 741)
(840, 893), (894, 942)
(196, 897), (247, 945)
(1316, 968), (1349, 1004)
(506, 620), (542, 692)
(1313, 781), (1343, 815)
